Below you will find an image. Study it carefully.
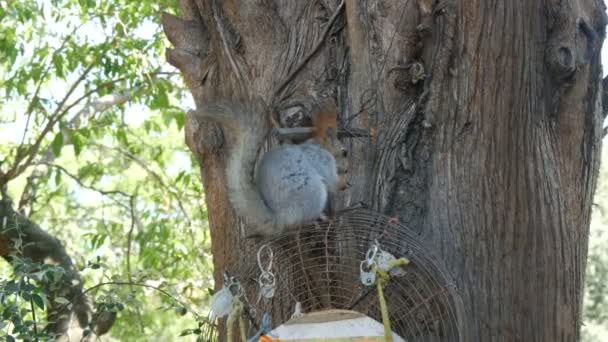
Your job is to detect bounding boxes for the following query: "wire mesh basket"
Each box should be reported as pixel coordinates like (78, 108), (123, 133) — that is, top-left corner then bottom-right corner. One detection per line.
(216, 208), (467, 341)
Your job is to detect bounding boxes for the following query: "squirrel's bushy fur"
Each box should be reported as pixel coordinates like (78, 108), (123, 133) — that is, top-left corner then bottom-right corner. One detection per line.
(194, 99), (341, 237)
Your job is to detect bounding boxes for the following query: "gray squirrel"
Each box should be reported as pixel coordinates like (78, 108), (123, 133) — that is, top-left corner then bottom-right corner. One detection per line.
(192, 98), (347, 237)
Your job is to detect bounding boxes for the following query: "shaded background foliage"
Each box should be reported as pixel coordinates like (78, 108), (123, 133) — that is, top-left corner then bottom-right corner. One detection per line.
(1, 0), (211, 340)
(0, 0), (607, 341)
(583, 145), (608, 341)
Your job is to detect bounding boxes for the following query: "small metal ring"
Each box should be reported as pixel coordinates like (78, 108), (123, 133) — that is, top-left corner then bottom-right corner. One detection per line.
(365, 245), (378, 266)
(257, 244), (274, 273)
(259, 271), (276, 286)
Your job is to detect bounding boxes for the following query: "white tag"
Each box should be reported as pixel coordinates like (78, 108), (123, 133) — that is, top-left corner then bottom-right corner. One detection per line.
(377, 250), (396, 272)
(261, 284), (275, 299)
(291, 302), (303, 319)
(258, 271), (276, 301)
(210, 286), (234, 319)
(390, 267), (407, 277)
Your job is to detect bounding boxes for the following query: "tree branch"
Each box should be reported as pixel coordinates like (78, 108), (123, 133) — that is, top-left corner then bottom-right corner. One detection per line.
(62, 281), (203, 320)
(20, 23), (85, 147)
(91, 143), (192, 224)
(17, 72), (179, 214)
(2, 62), (97, 185)
(0, 199), (116, 339)
(41, 162), (131, 198)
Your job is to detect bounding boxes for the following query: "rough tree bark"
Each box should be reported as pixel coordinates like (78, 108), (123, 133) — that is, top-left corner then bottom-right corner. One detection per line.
(164, 0), (607, 340)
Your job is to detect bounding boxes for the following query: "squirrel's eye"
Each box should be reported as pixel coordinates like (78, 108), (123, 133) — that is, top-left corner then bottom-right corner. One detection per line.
(341, 149), (348, 157)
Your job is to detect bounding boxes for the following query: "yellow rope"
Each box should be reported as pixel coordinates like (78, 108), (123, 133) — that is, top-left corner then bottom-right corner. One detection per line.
(239, 312), (247, 342)
(227, 311), (235, 342)
(377, 278), (392, 342)
(376, 257), (409, 342)
(389, 257), (410, 269)
(227, 299), (245, 342)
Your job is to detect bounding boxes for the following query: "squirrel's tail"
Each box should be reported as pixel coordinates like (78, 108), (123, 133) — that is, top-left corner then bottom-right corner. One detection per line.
(194, 100), (278, 235)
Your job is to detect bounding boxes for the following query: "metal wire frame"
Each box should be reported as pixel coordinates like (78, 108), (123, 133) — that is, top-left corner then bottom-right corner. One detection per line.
(217, 208), (468, 341)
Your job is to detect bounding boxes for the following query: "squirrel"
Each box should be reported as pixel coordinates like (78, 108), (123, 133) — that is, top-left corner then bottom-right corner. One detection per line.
(192, 98), (347, 237)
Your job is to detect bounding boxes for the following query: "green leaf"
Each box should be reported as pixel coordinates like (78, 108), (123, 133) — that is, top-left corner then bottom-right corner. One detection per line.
(54, 169), (62, 185)
(116, 127), (128, 146)
(78, 0), (89, 11)
(5, 281), (18, 294)
(174, 111), (185, 130)
(179, 329), (193, 336)
(151, 89), (169, 110)
(20, 292), (31, 301)
(32, 294), (44, 310)
(51, 131), (63, 157)
(71, 131), (83, 157)
(52, 54), (64, 78)
(176, 307), (187, 316)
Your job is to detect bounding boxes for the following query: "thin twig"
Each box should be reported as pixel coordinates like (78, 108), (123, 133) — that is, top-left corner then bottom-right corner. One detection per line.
(60, 69), (176, 117)
(4, 62), (97, 183)
(17, 71), (177, 213)
(59, 77), (130, 116)
(20, 23), (85, 147)
(125, 193), (145, 332)
(29, 291), (39, 342)
(56, 281), (203, 320)
(92, 143), (192, 224)
(39, 162), (132, 213)
(126, 195), (136, 281)
(40, 163), (131, 198)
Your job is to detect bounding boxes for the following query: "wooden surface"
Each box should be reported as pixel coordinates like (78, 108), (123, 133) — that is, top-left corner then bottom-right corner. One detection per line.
(273, 309), (406, 341)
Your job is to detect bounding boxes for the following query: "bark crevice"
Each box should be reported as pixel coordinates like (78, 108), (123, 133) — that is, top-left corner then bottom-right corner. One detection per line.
(165, 0), (606, 339)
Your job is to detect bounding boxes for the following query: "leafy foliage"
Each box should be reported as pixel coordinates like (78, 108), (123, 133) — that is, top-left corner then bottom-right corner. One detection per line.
(1, 217), (75, 341)
(583, 145), (608, 342)
(0, 0), (212, 340)
(1, 0), (607, 341)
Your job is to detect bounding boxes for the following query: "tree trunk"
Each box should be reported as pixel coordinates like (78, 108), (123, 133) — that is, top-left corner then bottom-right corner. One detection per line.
(164, 0), (607, 340)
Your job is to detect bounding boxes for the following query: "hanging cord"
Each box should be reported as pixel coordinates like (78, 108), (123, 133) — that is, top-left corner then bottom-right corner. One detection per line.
(227, 299), (248, 342)
(377, 277), (391, 342)
(247, 312), (274, 342)
(256, 244), (276, 303)
(211, 273), (253, 342)
(239, 313), (247, 342)
(361, 240), (410, 342)
(375, 257), (410, 342)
